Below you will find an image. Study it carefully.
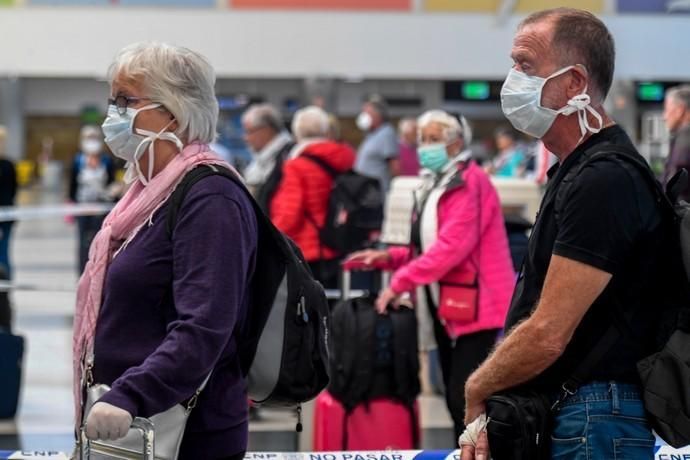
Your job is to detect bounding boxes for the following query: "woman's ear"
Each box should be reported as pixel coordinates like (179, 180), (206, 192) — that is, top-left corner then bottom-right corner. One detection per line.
(447, 138), (463, 157)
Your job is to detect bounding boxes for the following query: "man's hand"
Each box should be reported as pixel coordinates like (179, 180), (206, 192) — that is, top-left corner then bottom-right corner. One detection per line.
(460, 430), (489, 460)
(375, 287), (402, 314)
(85, 402), (133, 441)
(464, 375), (488, 426)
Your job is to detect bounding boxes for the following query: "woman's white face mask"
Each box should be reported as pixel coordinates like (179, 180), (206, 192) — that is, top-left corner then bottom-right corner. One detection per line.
(101, 103), (183, 185)
(500, 65), (603, 141)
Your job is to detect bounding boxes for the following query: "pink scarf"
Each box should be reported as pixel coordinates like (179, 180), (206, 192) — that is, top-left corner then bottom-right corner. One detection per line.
(72, 142), (232, 426)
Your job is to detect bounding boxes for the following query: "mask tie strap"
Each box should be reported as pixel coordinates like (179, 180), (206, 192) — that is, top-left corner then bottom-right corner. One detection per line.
(137, 119), (181, 185)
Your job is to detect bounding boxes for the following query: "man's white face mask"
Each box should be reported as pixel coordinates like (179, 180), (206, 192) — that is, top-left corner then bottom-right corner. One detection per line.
(500, 65), (603, 140)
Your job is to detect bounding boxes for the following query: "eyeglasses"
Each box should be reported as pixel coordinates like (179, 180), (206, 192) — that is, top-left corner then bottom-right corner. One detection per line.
(107, 95), (150, 115)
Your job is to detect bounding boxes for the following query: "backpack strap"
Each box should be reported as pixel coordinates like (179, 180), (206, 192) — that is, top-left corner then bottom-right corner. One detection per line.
(555, 143), (674, 225)
(300, 153), (339, 178)
(552, 143), (675, 399)
(165, 164), (280, 243)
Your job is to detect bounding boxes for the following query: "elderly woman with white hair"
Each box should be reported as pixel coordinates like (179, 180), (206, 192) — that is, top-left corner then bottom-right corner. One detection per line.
(270, 106), (355, 288)
(347, 110), (515, 439)
(73, 42), (256, 460)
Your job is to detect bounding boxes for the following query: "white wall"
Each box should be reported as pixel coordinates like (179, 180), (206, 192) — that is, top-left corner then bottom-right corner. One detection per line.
(23, 78), (109, 115)
(0, 10), (689, 80)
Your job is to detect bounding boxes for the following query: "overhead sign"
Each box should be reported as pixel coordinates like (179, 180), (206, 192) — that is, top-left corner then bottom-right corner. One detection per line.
(618, 0), (690, 13)
(232, 0), (410, 10)
(424, 0), (603, 13)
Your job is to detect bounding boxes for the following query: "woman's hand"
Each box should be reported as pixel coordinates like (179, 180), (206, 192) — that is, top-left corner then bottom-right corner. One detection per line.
(345, 249), (390, 268)
(85, 402), (133, 441)
(375, 287), (402, 314)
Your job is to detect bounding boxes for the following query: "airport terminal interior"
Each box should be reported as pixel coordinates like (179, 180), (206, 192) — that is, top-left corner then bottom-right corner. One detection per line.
(1, 0), (690, 458)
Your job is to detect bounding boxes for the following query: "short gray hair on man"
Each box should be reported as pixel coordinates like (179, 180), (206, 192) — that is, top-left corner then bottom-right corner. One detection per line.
(417, 110), (473, 146)
(291, 106), (330, 141)
(366, 94), (390, 121)
(667, 85), (690, 110)
(519, 8), (615, 103)
(242, 103), (284, 133)
(107, 42), (219, 144)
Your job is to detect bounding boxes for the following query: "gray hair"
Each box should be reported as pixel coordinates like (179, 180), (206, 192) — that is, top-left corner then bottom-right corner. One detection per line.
(417, 110), (473, 146)
(366, 94), (389, 121)
(398, 117), (417, 135)
(291, 106), (330, 141)
(519, 8), (615, 102)
(107, 42), (218, 144)
(242, 103), (284, 133)
(80, 125), (102, 140)
(667, 85), (690, 110)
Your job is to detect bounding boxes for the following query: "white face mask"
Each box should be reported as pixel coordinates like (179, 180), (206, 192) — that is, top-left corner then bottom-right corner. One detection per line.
(500, 65), (603, 140)
(81, 139), (103, 155)
(101, 104), (183, 185)
(356, 112), (373, 132)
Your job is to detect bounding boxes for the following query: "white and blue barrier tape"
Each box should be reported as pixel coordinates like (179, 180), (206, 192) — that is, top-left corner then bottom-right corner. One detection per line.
(0, 204), (113, 223)
(2, 445), (690, 460)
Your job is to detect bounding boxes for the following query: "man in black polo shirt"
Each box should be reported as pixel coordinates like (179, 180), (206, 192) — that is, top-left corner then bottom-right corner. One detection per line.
(461, 8), (686, 460)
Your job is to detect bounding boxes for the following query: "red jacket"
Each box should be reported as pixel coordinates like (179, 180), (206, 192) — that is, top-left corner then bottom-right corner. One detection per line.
(270, 140), (356, 262)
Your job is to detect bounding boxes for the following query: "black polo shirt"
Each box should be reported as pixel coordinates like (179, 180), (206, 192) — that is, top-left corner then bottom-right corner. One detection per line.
(505, 125), (679, 389)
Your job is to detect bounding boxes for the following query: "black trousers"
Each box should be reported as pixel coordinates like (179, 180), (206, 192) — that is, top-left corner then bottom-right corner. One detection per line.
(76, 215), (105, 274)
(431, 313), (499, 442)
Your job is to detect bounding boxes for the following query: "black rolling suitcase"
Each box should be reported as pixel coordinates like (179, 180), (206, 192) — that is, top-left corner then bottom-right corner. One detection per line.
(0, 328), (24, 419)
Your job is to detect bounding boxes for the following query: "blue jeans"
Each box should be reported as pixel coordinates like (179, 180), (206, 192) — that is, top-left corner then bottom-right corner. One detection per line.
(0, 222), (12, 278)
(550, 381), (655, 460)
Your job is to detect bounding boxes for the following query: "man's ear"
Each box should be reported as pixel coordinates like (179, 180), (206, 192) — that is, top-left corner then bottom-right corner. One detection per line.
(566, 66), (588, 99)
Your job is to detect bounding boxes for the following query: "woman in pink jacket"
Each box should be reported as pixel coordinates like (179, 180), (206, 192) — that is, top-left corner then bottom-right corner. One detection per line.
(348, 110), (515, 439)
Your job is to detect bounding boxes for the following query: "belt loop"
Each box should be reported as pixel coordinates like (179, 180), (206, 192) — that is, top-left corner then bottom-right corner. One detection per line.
(610, 382), (620, 414)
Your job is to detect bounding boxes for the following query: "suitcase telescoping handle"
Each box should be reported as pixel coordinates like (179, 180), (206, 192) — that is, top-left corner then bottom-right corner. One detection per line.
(340, 259), (391, 301)
(80, 417), (155, 460)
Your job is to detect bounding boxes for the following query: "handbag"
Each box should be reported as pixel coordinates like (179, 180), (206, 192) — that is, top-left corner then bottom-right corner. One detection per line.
(485, 388), (556, 460)
(81, 384), (196, 460)
(79, 357), (209, 460)
(437, 274), (478, 324)
(485, 316), (624, 460)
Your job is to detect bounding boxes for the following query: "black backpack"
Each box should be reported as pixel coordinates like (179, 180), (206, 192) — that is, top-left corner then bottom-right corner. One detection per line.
(166, 165), (330, 409)
(301, 154), (384, 253)
(556, 144), (690, 448)
(328, 295), (420, 447)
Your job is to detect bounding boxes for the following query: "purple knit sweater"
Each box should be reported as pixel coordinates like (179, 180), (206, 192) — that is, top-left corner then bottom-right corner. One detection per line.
(93, 175), (257, 459)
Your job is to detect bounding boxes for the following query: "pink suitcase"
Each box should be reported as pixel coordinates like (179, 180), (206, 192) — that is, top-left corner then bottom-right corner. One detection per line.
(313, 390), (420, 451)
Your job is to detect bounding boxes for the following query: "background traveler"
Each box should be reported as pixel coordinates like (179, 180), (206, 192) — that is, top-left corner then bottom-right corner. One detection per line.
(348, 109), (514, 440)
(270, 105), (355, 289)
(354, 95), (400, 193)
(663, 84), (690, 201)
